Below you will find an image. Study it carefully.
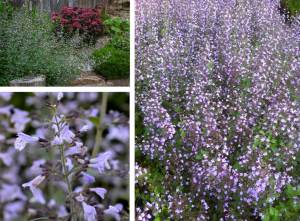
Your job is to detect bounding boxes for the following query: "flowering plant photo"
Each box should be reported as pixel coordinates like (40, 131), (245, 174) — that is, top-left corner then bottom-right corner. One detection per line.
(0, 92), (129, 221)
(136, 0), (300, 220)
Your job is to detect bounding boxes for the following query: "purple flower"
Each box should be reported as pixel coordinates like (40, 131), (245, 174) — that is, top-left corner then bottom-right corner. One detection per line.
(0, 184), (26, 203)
(65, 142), (85, 156)
(88, 150), (115, 174)
(0, 149), (15, 166)
(22, 175), (46, 204)
(82, 202), (97, 221)
(90, 187), (107, 199)
(11, 109), (30, 132)
(81, 172), (95, 184)
(104, 204), (123, 221)
(15, 132), (39, 151)
(60, 125), (75, 143)
(3, 201), (25, 221)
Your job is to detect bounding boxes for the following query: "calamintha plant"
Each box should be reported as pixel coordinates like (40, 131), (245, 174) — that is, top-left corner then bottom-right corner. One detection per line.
(136, 0), (300, 220)
(0, 92), (129, 221)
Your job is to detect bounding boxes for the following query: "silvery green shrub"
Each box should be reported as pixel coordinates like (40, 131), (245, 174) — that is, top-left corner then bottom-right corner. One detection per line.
(0, 9), (81, 86)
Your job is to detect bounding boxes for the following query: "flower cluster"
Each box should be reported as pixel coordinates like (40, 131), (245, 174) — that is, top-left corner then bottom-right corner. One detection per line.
(52, 6), (103, 40)
(0, 93), (129, 221)
(136, 0), (300, 220)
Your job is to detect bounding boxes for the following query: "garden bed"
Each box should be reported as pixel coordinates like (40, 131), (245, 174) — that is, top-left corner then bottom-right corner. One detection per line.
(0, 2), (129, 86)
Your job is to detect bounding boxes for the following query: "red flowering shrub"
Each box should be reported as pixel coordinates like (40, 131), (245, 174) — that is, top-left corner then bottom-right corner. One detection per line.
(52, 6), (103, 42)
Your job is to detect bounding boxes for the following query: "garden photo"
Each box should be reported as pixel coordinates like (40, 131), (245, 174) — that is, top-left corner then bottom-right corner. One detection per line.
(0, 0), (130, 86)
(0, 92), (129, 221)
(135, 0), (300, 220)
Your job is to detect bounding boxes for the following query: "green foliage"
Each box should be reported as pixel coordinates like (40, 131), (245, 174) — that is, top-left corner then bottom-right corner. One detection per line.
(281, 0), (300, 16)
(104, 16), (129, 51)
(0, 9), (81, 85)
(0, 0), (14, 17)
(103, 16), (129, 36)
(92, 16), (129, 79)
(263, 185), (300, 221)
(92, 44), (129, 79)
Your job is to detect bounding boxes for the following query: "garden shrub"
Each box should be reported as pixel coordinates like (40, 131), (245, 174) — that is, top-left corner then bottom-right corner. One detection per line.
(92, 44), (129, 79)
(52, 6), (103, 43)
(92, 17), (129, 79)
(0, 9), (81, 85)
(104, 17), (130, 51)
(136, 0), (300, 220)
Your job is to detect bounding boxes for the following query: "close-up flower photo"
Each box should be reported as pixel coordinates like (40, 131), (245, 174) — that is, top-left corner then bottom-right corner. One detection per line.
(135, 0), (300, 220)
(0, 92), (129, 221)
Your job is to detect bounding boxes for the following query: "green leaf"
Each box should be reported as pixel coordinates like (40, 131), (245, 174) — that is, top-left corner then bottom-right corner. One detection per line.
(195, 150), (208, 160)
(89, 117), (99, 126)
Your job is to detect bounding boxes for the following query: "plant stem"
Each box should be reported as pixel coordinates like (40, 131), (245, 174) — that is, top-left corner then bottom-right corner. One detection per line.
(30, 217), (50, 221)
(59, 144), (76, 221)
(92, 92), (108, 157)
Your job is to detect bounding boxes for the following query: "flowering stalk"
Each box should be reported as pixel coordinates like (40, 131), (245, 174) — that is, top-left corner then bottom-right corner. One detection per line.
(53, 109), (76, 221)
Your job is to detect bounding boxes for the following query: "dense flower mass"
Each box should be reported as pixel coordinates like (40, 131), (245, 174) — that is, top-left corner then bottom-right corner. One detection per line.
(136, 0), (300, 220)
(0, 93), (129, 221)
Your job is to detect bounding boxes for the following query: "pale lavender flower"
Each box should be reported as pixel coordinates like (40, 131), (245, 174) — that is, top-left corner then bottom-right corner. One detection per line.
(11, 109), (30, 132)
(81, 172), (95, 184)
(51, 135), (63, 146)
(88, 150), (115, 174)
(3, 201), (25, 221)
(104, 204), (123, 221)
(0, 148), (15, 166)
(15, 132), (39, 151)
(60, 125), (75, 143)
(90, 187), (107, 199)
(22, 175), (46, 204)
(0, 184), (26, 203)
(82, 202), (97, 221)
(65, 142), (85, 156)
(0, 92), (12, 101)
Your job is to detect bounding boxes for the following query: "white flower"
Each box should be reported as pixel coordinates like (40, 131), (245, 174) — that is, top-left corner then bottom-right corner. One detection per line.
(22, 175), (46, 204)
(104, 204), (123, 221)
(88, 151), (115, 174)
(57, 92), (64, 101)
(82, 202), (97, 221)
(89, 188), (107, 199)
(15, 132), (39, 151)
